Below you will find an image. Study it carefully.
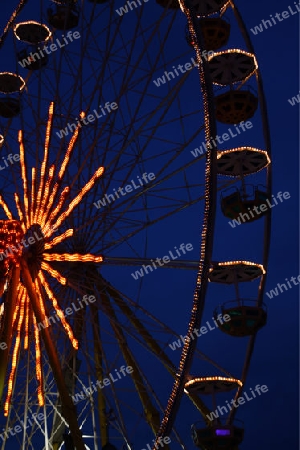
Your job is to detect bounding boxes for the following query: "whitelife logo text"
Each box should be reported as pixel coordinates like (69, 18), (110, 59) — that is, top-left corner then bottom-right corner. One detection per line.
(94, 172), (155, 210)
(250, 3), (300, 35)
(288, 90), (300, 106)
(37, 295), (96, 332)
(18, 31), (81, 68)
(206, 384), (269, 421)
(191, 121), (253, 158)
(153, 51), (214, 88)
(72, 365), (133, 403)
(56, 101), (118, 139)
(169, 314), (231, 351)
(115, 0), (150, 16)
(0, 412), (45, 443)
(131, 243), (193, 280)
(266, 273), (300, 299)
(228, 191), (290, 228)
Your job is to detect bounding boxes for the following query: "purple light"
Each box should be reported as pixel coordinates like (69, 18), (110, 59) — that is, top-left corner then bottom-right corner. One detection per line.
(215, 429), (231, 436)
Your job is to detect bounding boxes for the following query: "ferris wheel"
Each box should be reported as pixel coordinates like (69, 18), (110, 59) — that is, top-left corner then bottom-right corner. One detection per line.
(0, 0), (271, 449)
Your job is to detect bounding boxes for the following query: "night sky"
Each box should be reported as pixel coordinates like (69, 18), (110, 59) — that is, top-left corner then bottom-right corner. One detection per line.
(0, 0), (298, 449)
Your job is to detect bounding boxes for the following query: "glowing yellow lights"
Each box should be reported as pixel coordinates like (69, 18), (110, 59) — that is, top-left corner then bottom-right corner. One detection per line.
(207, 49), (258, 86)
(37, 103), (54, 220)
(207, 49), (258, 68)
(216, 146), (271, 163)
(42, 186), (70, 231)
(24, 294), (29, 350)
(31, 168), (36, 224)
(0, 195), (13, 220)
(58, 111), (86, 181)
(39, 272), (78, 350)
(41, 262), (67, 285)
(0, 220), (24, 269)
(13, 21), (52, 44)
(4, 331), (21, 416)
(183, 375), (243, 395)
(185, 0), (230, 18)
(4, 291), (26, 416)
(33, 316), (44, 406)
(43, 253), (103, 263)
(50, 166), (104, 232)
(184, 376), (243, 390)
(0, 72), (25, 93)
(44, 229), (74, 250)
(0, 101), (105, 412)
(210, 261), (266, 275)
(19, 131), (29, 227)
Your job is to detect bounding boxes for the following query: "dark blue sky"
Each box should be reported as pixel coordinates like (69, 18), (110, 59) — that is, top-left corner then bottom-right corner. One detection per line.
(0, 1), (298, 449)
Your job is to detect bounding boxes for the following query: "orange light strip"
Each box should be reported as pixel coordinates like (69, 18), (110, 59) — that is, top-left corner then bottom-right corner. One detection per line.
(14, 21), (52, 43)
(31, 167), (36, 225)
(0, 194), (13, 219)
(207, 49), (258, 86)
(44, 102), (54, 161)
(14, 193), (26, 233)
(18, 289), (26, 330)
(42, 111), (85, 224)
(207, 48), (258, 66)
(39, 164), (55, 219)
(33, 315), (44, 406)
(213, 260), (266, 275)
(40, 261), (67, 285)
(24, 294), (30, 350)
(58, 111), (85, 180)
(42, 253), (103, 263)
(50, 166), (104, 232)
(41, 181), (60, 226)
(184, 376), (243, 389)
(35, 104), (54, 221)
(18, 130), (29, 228)
(216, 146), (270, 162)
(34, 170), (46, 223)
(38, 272), (78, 350)
(12, 286), (25, 329)
(4, 331), (21, 416)
(44, 229), (74, 250)
(4, 292), (26, 416)
(42, 186), (69, 232)
(34, 279), (47, 318)
(0, 73), (25, 92)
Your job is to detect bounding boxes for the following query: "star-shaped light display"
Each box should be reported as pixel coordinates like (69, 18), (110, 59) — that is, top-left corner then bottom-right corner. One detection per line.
(0, 102), (104, 415)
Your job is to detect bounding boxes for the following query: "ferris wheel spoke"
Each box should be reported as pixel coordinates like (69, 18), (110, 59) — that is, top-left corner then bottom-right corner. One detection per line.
(89, 303), (110, 447)
(96, 180), (235, 252)
(87, 295), (190, 447)
(75, 168), (237, 256)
